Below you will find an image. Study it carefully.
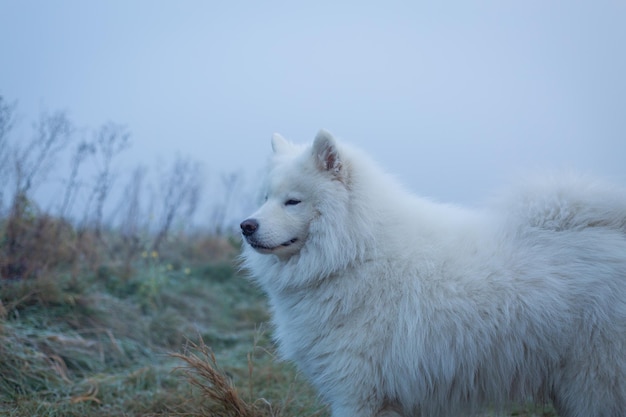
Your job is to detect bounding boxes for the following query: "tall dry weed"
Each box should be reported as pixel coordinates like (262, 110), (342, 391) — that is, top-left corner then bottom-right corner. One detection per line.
(169, 335), (327, 417)
(171, 338), (259, 417)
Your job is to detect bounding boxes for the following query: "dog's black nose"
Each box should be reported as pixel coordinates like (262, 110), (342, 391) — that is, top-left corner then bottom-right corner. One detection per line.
(240, 219), (259, 236)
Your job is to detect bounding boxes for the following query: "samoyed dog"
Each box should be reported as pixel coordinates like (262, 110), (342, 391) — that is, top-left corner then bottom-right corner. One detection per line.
(240, 130), (626, 417)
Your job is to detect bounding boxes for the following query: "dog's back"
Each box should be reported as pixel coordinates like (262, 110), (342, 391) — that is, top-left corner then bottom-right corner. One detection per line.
(487, 175), (626, 416)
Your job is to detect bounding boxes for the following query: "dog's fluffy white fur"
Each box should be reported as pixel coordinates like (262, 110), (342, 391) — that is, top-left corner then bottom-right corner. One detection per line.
(240, 130), (626, 417)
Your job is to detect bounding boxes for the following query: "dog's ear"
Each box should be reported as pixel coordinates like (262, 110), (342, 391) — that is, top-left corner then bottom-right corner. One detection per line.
(313, 129), (342, 176)
(271, 133), (290, 154)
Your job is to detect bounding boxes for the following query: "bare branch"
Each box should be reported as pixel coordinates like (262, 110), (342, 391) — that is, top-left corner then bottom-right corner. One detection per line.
(88, 122), (131, 237)
(17, 109), (74, 195)
(151, 156), (203, 252)
(118, 165), (147, 238)
(0, 95), (17, 144)
(58, 140), (95, 220)
(208, 171), (244, 235)
(0, 96), (18, 212)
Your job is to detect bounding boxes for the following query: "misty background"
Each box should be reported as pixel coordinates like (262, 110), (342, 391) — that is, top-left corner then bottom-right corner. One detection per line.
(1, 0), (625, 232)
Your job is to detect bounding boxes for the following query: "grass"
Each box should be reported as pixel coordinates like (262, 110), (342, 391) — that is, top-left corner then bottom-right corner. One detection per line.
(0, 238), (327, 417)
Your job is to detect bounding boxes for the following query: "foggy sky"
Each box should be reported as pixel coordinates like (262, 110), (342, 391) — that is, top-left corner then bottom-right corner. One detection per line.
(1, 0), (625, 207)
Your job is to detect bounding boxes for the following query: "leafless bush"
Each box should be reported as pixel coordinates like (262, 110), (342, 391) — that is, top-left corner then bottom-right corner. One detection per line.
(1, 109), (74, 279)
(117, 165), (148, 238)
(83, 122), (130, 237)
(0, 96), (17, 211)
(13, 109), (74, 196)
(115, 165), (148, 277)
(208, 171), (245, 236)
(58, 140), (95, 220)
(0, 95), (16, 142)
(151, 156), (203, 253)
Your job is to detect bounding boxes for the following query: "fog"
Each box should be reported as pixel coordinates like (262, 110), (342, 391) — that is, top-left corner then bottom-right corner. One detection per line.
(1, 1), (625, 229)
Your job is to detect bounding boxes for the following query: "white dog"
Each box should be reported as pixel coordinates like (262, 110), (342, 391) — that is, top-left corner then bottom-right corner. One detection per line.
(240, 130), (626, 417)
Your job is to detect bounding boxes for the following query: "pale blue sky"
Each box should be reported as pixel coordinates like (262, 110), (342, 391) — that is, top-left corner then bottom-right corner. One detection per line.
(1, 0), (625, 206)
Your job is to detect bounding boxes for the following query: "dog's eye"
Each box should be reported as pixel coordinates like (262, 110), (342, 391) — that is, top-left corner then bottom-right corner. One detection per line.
(285, 199), (301, 206)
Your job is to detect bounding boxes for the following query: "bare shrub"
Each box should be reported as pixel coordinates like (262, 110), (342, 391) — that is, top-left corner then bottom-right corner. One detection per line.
(1, 109), (74, 279)
(0, 95), (17, 212)
(58, 140), (95, 220)
(208, 171), (244, 236)
(0, 198), (76, 279)
(115, 166), (148, 278)
(84, 122), (130, 238)
(151, 156), (202, 253)
(13, 109), (74, 196)
(0, 95), (16, 142)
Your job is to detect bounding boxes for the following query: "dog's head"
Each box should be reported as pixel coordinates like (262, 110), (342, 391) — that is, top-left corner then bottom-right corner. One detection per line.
(240, 130), (347, 259)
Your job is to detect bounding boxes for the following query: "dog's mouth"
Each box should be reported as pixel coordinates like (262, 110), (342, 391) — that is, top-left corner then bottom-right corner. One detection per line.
(248, 237), (298, 252)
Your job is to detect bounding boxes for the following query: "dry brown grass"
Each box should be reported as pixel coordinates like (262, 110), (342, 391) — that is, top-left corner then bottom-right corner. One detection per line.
(168, 335), (328, 417)
(171, 338), (258, 417)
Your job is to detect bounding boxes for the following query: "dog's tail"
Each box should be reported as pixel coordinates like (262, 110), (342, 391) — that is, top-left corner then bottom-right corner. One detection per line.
(497, 173), (626, 234)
